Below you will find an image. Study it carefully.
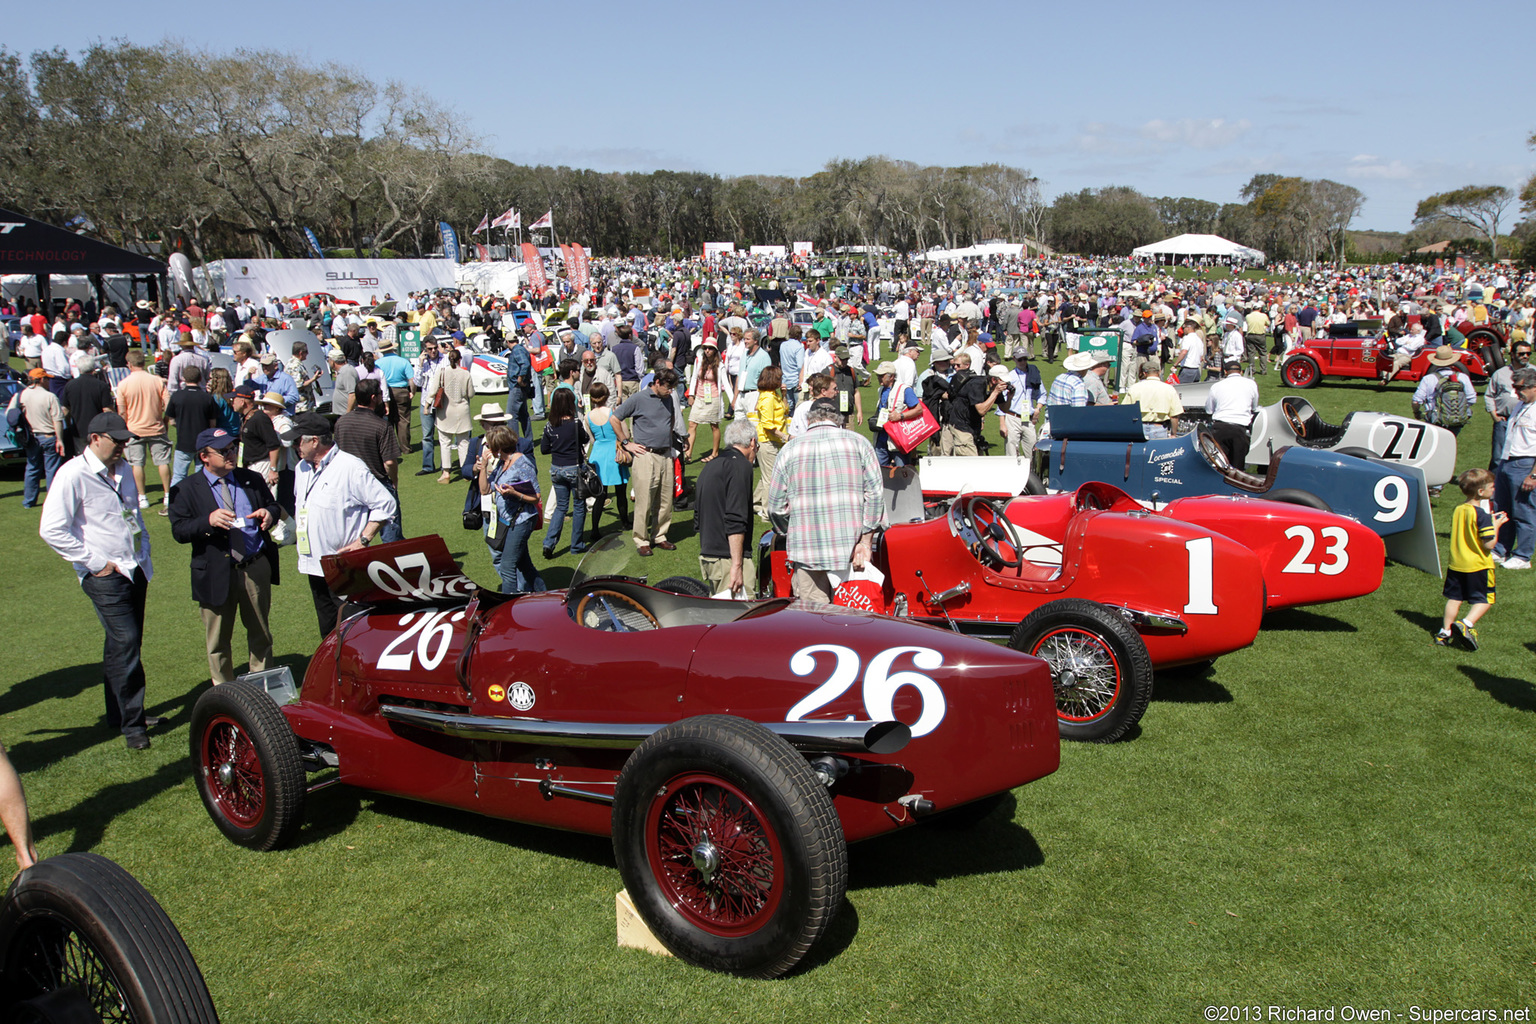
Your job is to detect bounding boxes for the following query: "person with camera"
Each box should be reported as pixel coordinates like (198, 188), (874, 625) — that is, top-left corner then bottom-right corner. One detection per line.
(938, 352), (1006, 456)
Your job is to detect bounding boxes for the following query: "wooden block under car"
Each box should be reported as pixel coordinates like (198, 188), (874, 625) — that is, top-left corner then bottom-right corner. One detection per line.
(616, 889), (672, 958)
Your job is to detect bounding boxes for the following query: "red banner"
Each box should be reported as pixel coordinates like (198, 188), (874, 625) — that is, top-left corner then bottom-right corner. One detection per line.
(1435, 259), (1444, 270)
(559, 243), (574, 278)
(569, 243), (589, 296)
(521, 242), (547, 292)
(1454, 257), (1466, 270)
(475, 244), (489, 262)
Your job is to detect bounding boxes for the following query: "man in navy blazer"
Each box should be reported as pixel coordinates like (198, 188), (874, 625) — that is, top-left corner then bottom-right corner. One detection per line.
(168, 428), (282, 685)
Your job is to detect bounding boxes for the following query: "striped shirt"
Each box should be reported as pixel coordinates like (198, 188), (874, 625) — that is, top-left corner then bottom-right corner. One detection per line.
(1046, 372), (1089, 407)
(767, 423), (885, 571)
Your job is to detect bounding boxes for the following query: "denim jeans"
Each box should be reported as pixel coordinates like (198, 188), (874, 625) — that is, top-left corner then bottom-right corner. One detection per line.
(505, 384), (531, 435)
(79, 567), (149, 737)
(1493, 456), (1536, 562)
(22, 433), (61, 507)
(492, 515), (546, 593)
(419, 406), (438, 472)
(544, 464), (587, 552)
(1489, 418), (1507, 471)
(530, 373), (546, 419)
(171, 449), (195, 488)
(380, 484), (404, 543)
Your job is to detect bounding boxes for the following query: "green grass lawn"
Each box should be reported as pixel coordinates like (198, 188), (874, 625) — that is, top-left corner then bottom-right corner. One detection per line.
(2, 362), (1533, 1023)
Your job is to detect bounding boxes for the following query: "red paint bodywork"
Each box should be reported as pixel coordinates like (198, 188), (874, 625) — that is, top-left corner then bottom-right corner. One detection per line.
(1284, 325), (1490, 384)
(769, 483), (1269, 668)
(285, 538), (1060, 845)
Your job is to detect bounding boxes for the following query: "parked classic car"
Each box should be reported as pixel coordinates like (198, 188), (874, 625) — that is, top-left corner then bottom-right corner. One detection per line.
(1170, 390), (1458, 487)
(1036, 406), (1440, 576)
(1279, 319), (1492, 389)
(190, 537), (1061, 978)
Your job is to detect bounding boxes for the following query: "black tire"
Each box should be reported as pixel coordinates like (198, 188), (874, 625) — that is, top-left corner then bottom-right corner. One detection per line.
(653, 575), (712, 598)
(612, 715), (846, 978)
(0, 853), (219, 1023)
(1022, 472), (1046, 496)
(1282, 355), (1320, 389)
(190, 681), (306, 851)
(1333, 446), (1377, 460)
(1264, 487), (1333, 512)
(1008, 599), (1153, 743)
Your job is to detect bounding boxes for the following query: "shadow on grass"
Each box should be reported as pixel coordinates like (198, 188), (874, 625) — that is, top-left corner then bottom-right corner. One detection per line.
(791, 899), (860, 976)
(1152, 664), (1233, 704)
(1461, 666), (1536, 713)
(31, 758), (190, 853)
(1394, 608), (1442, 634)
(846, 792), (1043, 892)
(0, 664), (102, 718)
(1262, 608), (1357, 633)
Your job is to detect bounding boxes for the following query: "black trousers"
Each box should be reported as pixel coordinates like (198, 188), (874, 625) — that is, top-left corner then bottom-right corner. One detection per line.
(307, 572), (346, 639)
(1207, 420), (1251, 469)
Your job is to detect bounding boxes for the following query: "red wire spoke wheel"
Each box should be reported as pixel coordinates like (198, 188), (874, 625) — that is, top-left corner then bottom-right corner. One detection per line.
(190, 681), (306, 851)
(1009, 599), (1153, 744)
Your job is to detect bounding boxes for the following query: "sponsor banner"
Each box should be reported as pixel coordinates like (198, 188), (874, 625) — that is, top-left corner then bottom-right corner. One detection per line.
(476, 244), (489, 262)
(472, 214), (489, 235)
(569, 244), (589, 294)
(702, 241), (735, 260)
(491, 207), (517, 230)
(1454, 256), (1466, 269)
(302, 227), (325, 258)
(168, 252), (196, 302)
(438, 222), (460, 263)
(207, 258), (458, 302)
(792, 241), (814, 256)
(559, 243), (574, 269)
(528, 210), (553, 230)
(749, 245), (787, 259)
(520, 242), (547, 292)
(1435, 259), (1444, 270)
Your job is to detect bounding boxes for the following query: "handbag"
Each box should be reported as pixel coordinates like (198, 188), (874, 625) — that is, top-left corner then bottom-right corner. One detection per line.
(613, 436), (633, 466)
(883, 401), (941, 453)
(578, 462), (603, 501)
(463, 508), (484, 531)
(484, 514), (508, 551)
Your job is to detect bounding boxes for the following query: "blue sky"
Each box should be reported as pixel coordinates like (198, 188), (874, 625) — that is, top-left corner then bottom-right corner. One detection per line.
(10, 0), (1533, 234)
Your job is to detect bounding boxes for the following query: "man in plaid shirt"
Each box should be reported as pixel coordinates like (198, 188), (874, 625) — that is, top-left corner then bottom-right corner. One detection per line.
(766, 400), (885, 605)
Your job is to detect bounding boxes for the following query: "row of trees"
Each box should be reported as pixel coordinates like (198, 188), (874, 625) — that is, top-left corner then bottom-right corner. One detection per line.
(9, 41), (1522, 264)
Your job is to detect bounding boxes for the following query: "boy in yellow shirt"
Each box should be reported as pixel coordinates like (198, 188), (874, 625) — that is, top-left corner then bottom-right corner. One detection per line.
(1437, 468), (1507, 650)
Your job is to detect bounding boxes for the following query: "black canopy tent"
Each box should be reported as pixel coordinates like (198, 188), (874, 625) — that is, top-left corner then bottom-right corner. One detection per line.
(0, 207), (167, 314)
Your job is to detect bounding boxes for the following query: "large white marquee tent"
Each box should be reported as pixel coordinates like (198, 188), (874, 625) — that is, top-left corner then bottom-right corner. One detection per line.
(1131, 233), (1265, 264)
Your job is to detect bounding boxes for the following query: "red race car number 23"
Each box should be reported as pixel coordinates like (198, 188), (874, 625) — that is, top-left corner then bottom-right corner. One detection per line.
(788, 645), (947, 737)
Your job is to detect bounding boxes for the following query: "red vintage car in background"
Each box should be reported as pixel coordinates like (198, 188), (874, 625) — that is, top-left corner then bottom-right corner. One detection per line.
(190, 537), (1060, 978)
(1280, 319), (1496, 389)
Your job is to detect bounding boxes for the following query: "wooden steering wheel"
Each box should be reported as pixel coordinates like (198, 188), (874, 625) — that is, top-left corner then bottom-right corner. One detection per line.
(574, 589), (660, 632)
(962, 496), (1023, 569)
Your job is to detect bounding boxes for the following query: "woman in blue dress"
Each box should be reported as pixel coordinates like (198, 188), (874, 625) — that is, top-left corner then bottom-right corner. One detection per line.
(478, 424), (546, 594)
(583, 381), (630, 545)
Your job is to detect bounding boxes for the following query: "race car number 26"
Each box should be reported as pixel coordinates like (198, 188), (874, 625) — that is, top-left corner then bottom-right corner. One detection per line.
(787, 645), (946, 737)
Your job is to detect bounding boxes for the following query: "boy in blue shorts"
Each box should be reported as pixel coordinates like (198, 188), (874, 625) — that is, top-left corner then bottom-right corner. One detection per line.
(1437, 468), (1506, 650)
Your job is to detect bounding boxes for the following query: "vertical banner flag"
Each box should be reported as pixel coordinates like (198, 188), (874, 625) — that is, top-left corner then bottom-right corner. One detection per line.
(491, 207), (517, 230)
(559, 243), (574, 270)
(529, 210), (553, 230)
(438, 222), (460, 263)
(476, 244), (490, 262)
(570, 244), (589, 295)
(1435, 258), (1445, 270)
(1454, 256), (1466, 270)
(520, 242), (547, 291)
(302, 227), (324, 258)
(473, 214), (490, 235)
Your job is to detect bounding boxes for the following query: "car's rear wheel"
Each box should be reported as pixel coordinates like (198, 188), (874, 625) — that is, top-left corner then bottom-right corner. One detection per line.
(1264, 487), (1332, 512)
(1334, 446), (1377, 460)
(190, 681), (306, 851)
(0, 853), (219, 1023)
(612, 716), (846, 978)
(1009, 599), (1153, 743)
(1282, 355), (1320, 389)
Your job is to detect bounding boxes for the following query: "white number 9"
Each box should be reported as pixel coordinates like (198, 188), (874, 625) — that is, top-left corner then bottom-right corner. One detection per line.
(1373, 475), (1409, 523)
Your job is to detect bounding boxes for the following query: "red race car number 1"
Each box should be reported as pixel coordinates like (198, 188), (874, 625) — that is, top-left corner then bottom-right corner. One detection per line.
(788, 645), (947, 737)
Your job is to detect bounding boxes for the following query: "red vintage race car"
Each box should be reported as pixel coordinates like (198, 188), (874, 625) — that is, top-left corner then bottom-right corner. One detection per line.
(762, 479), (1385, 744)
(190, 536), (1060, 978)
(1280, 319), (1495, 389)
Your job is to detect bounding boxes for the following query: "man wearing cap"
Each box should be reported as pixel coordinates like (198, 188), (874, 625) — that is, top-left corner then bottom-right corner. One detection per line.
(329, 347), (359, 415)
(503, 325), (535, 435)
(39, 412), (158, 749)
(1204, 361), (1261, 466)
(283, 411), (398, 636)
(166, 330), (209, 395)
(168, 428), (281, 685)
(1412, 346), (1475, 437)
(259, 350), (301, 416)
(335, 379), (404, 543)
(9, 368), (64, 507)
(999, 347), (1043, 459)
(1243, 304), (1271, 376)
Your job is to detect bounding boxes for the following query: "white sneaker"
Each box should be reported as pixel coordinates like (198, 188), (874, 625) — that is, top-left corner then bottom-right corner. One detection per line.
(1490, 553), (1506, 566)
(1502, 557), (1532, 570)
(137, 494), (149, 509)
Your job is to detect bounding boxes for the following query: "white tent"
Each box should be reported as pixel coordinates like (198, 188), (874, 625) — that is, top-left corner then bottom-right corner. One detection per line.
(454, 261), (530, 296)
(1131, 233), (1265, 263)
(917, 242), (1027, 262)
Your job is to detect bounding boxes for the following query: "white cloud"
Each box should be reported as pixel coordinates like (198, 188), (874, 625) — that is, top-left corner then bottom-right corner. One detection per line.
(1344, 155), (1413, 181)
(1138, 118), (1253, 150)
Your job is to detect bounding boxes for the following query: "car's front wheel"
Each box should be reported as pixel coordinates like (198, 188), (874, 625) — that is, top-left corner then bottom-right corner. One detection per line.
(612, 716), (846, 978)
(1009, 599), (1153, 743)
(1282, 355), (1320, 389)
(190, 681), (306, 851)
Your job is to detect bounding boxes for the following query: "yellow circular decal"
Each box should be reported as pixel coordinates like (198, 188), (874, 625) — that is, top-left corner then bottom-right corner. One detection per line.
(487, 684), (506, 703)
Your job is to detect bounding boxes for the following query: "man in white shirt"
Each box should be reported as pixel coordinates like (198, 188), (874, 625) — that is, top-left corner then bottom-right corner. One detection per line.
(283, 412), (397, 636)
(1204, 360), (1261, 467)
(999, 347), (1040, 458)
(39, 412), (159, 749)
(894, 339), (921, 395)
(1172, 320), (1206, 384)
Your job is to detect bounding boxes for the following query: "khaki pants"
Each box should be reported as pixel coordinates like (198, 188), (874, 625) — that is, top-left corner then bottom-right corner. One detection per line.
(939, 424), (978, 456)
(199, 556), (273, 685)
(630, 450), (673, 547)
(699, 555), (734, 596)
(752, 437), (779, 516)
(790, 567), (835, 606)
(1002, 414), (1037, 460)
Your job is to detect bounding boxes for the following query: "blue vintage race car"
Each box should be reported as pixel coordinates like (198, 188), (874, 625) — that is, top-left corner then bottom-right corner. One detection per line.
(1036, 406), (1439, 575)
